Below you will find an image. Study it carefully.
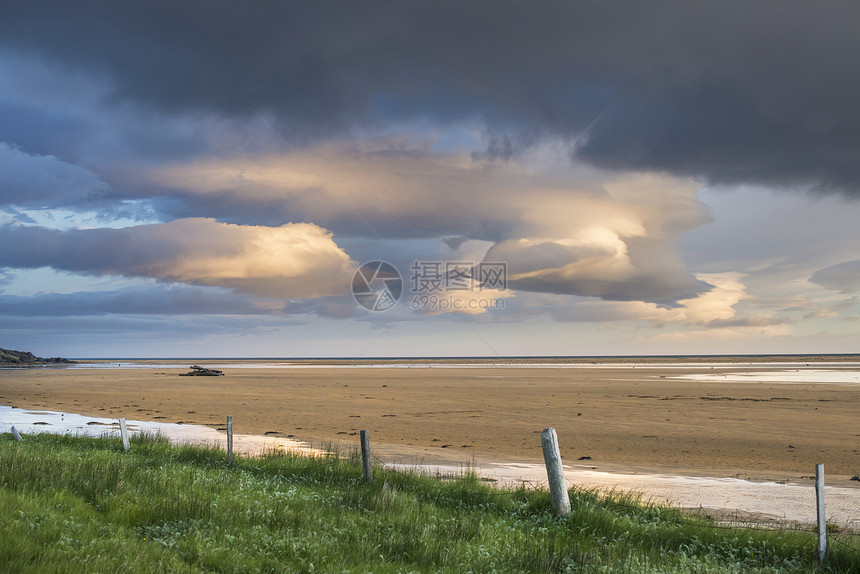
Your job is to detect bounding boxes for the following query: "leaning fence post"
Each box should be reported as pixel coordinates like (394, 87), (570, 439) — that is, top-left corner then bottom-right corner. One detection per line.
(360, 429), (373, 483)
(10, 425), (22, 442)
(226, 415), (233, 465)
(815, 463), (827, 564)
(541, 427), (571, 517)
(118, 418), (130, 452)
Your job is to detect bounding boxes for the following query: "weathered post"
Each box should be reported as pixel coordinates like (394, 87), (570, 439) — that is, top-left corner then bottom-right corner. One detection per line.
(226, 415), (234, 465)
(10, 425), (22, 441)
(541, 427), (571, 517)
(816, 463), (827, 564)
(119, 418), (130, 452)
(360, 429), (373, 483)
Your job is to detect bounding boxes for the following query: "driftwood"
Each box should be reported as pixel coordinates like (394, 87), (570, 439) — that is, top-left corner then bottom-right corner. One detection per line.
(179, 365), (224, 377)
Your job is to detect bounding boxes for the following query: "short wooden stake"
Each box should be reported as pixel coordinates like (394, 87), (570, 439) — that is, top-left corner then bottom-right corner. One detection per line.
(226, 415), (234, 465)
(360, 429), (373, 483)
(119, 418), (130, 452)
(541, 427), (571, 517)
(815, 463), (827, 564)
(10, 425), (22, 441)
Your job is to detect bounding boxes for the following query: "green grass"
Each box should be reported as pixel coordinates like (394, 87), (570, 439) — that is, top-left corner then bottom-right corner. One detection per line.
(1, 433), (858, 573)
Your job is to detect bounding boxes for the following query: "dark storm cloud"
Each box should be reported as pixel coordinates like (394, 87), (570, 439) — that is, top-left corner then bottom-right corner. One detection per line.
(705, 316), (789, 329)
(0, 142), (108, 208)
(810, 260), (860, 293)
(0, 103), (89, 160)
(0, 283), (364, 321)
(442, 236), (469, 251)
(2, 1), (859, 193)
(0, 286), (289, 316)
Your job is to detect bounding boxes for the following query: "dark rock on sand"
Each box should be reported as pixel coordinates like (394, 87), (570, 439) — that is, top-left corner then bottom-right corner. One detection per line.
(178, 365), (224, 376)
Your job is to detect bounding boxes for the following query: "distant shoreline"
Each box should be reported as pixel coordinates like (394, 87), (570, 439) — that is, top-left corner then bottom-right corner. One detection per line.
(0, 347), (75, 366)
(48, 353), (860, 364)
(14, 357), (860, 371)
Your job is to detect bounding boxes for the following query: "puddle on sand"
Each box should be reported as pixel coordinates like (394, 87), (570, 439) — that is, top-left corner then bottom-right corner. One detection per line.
(0, 404), (321, 457)
(672, 368), (860, 385)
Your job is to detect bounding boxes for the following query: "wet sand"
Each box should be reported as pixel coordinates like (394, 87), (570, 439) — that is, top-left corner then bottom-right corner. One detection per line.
(2, 358), (859, 483)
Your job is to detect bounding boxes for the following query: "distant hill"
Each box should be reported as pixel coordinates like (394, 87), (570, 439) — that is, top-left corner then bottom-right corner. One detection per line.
(0, 347), (75, 365)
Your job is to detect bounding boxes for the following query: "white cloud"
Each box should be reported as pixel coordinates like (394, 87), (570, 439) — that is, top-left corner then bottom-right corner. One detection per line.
(682, 272), (747, 323)
(0, 218), (357, 299)
(132, 141), (713, 304)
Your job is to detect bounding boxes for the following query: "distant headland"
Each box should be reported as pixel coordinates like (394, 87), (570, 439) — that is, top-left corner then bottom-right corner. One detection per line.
(0, 347), (75, 365)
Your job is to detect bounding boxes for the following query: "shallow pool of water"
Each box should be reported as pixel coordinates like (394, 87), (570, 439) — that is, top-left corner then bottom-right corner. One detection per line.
(0, 404), (320, 457)
(672, 369), (860, 385)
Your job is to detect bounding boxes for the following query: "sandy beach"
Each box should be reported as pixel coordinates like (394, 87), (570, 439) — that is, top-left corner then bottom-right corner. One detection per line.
(2, 358), (859, 485)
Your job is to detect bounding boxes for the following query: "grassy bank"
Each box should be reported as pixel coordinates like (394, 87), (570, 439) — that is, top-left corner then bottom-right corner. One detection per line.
(1, 433), (858, 573)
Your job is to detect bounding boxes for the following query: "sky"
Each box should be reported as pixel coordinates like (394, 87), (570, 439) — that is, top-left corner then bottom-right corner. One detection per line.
(1, 1), (859, 358)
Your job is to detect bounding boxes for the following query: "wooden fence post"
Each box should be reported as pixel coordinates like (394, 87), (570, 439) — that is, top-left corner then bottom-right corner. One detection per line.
(360, 429), (373, 483)
(541, 427), (571, 517)
(815, 463), (827, 564)
(119, 418), (130, 452)
(10, 425), (22, 441)
(226, 415), (233, 465)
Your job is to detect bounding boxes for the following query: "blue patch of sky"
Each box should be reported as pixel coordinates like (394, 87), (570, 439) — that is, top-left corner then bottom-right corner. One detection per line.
(0, 268), (155, 297)
(7, 201), (161, 231)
